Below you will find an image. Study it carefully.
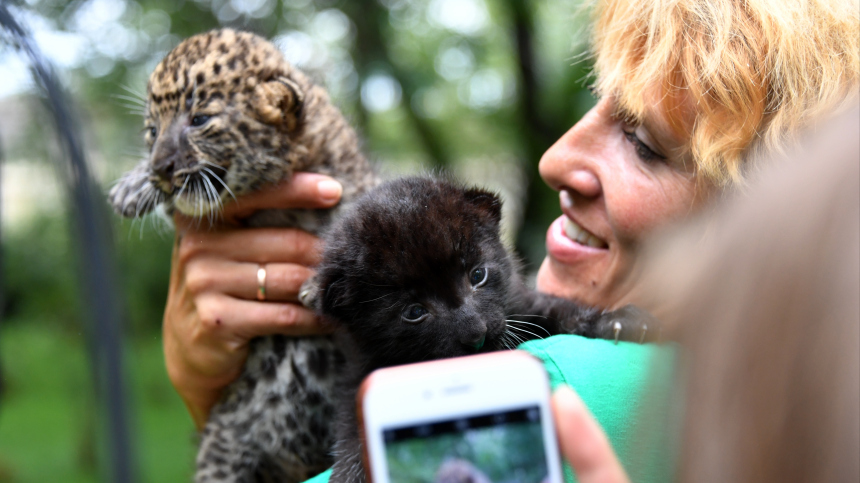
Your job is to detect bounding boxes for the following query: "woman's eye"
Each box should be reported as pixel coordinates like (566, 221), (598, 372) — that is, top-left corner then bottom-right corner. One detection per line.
(190, 115), (211, 127)
(469, 267), (488, 288)
(402, 304), (429, 323)
(622, 128), (666, 163)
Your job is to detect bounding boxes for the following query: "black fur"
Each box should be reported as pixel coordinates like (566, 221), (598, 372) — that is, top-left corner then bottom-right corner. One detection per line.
(312, 177), (656, 483)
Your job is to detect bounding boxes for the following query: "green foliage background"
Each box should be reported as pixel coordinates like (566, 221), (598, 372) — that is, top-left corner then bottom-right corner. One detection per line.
(0, 0), (597, 480)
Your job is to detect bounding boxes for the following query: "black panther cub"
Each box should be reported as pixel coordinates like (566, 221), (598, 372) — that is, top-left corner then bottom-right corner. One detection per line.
(309, 177), (654, 483)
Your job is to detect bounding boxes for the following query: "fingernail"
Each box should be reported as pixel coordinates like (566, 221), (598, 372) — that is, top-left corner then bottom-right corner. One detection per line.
(553, 385), (582, 409)
(318, 180), (342, 204)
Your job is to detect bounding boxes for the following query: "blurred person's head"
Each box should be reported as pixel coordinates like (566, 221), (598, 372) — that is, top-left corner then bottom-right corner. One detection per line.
(536, 0), (859, 307)
(638, 105), (859, 483)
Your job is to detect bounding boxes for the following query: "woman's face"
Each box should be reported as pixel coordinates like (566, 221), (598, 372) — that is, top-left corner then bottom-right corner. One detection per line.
(536, 96), (707, 308)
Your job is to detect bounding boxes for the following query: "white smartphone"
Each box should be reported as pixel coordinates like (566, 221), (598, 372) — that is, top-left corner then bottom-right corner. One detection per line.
(358, 350), (564, 483)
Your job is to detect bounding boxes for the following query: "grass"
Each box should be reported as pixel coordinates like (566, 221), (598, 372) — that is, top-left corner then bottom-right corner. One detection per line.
(0, 320), (197, 482)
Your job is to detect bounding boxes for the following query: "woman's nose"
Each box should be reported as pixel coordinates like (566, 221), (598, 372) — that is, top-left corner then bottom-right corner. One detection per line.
(539, 98), (613, 199)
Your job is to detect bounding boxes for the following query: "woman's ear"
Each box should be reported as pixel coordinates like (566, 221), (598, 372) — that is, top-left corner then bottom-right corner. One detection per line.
(252, 76), (304, 130)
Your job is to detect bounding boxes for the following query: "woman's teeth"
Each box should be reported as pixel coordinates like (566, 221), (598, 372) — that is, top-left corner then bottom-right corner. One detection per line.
(563, 216), (608, 248)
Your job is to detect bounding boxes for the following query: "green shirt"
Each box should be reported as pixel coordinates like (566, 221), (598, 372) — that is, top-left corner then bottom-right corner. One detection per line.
(306, 334), (676, 483)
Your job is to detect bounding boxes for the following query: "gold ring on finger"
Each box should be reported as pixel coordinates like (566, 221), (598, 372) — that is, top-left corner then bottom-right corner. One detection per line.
(256, 264), (267, 301)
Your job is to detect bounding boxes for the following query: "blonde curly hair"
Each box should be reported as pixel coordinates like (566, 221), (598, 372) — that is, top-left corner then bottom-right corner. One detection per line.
(590, 0), (859, 185)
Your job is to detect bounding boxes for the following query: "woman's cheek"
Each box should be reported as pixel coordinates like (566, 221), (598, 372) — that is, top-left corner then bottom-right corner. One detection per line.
(611, 183), (693, 242)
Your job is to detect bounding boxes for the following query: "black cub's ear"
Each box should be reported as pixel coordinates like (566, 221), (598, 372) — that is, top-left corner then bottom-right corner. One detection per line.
(463, 187), (502, 226)
(252, 75), (304, 130)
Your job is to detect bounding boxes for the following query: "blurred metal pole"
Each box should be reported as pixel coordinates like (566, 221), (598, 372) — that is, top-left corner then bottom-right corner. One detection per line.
(0, 122), (4, 407)
(0, 4), (135, 483)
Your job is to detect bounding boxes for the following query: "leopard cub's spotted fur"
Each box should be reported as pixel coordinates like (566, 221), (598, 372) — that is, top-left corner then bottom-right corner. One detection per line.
(109, 29), (376, 482)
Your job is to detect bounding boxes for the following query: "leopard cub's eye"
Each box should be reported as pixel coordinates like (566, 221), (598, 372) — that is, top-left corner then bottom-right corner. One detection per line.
(147, 126), (157, 139)
(469, 267), (488, 288)
(190, 115), (211, 127)
(402, 304), (429, 323)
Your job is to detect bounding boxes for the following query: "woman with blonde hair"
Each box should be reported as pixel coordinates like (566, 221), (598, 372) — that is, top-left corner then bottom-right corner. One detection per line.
(536, 0), (859, 308)
(161, 0), (859, 479)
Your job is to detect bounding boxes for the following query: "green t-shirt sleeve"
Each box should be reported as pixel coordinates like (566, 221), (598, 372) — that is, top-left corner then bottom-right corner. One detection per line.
(305, 468), (332, 483)
(520, 334), (676, 483)
(303, 335), (675, 483)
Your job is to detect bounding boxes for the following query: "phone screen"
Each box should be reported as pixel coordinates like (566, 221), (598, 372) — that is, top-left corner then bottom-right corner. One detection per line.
(381, 406), (549, 483)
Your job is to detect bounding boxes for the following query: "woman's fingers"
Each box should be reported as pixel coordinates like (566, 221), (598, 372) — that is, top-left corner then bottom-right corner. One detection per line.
(175, 173), (342, 230)
(222, 172), (343, 223)
(178, 226), (322, 266)
(163, 172), (340, 428)
(195, 293), (331, 339)
(186, 260), (313, 303)
(552, 385), (631, 483)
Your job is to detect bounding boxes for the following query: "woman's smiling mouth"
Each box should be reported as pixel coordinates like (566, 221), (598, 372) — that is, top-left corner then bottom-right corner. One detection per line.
(545, 214), (609, 267)
(562, 216), (608, 248)
(557, 189), (609, 249)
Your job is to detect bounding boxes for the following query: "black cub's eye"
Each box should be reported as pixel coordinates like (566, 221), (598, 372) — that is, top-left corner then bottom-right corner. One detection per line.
(470, 267), (488, 287)
(190, 115), (211, 127)
(402, 304), (429, 323)
(147, 126), (157, 138)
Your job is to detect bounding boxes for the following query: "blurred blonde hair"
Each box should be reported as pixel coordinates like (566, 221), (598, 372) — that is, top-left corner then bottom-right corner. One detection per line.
(589, 0), (859, 185)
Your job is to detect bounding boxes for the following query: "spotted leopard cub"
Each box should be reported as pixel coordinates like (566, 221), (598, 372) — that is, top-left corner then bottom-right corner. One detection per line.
(108, 29), (376, 482)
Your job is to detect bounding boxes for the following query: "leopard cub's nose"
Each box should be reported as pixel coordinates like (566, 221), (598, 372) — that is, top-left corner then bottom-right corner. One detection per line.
(152, 156), (177, 182)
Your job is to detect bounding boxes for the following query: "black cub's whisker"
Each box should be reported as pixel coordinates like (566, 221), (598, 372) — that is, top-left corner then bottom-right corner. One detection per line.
(506, 323), (545, 340)
(505, 318), (552, 337)
(504, 329), (527, 346)
(358, 292), (395, 304)
(358, 281), (395, 288)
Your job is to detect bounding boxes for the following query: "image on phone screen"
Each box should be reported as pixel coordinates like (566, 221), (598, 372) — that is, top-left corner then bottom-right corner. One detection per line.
(381, 406), (548, 483)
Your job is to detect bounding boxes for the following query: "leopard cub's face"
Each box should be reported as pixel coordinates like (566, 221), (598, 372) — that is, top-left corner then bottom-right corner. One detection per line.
(114, 28), (308, 218)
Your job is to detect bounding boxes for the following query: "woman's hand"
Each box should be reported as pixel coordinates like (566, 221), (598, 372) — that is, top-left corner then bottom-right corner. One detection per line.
(552, 385), (631, 483)
(163, 172), (343, 429)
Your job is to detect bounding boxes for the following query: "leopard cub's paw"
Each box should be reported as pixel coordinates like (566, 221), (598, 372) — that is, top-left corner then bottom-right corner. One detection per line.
(109, 165), (162, 218)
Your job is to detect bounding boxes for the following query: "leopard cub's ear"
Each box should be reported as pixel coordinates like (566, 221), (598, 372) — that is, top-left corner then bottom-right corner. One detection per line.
(252, 75), (304, 130)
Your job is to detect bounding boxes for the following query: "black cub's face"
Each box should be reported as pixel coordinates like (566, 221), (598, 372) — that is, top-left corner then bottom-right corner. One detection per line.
(318, 178), (513, 367)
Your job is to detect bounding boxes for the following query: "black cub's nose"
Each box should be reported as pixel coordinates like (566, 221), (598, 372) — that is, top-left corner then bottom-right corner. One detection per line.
(460, 331), (487, 351)
(472, 334), (486, 350)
